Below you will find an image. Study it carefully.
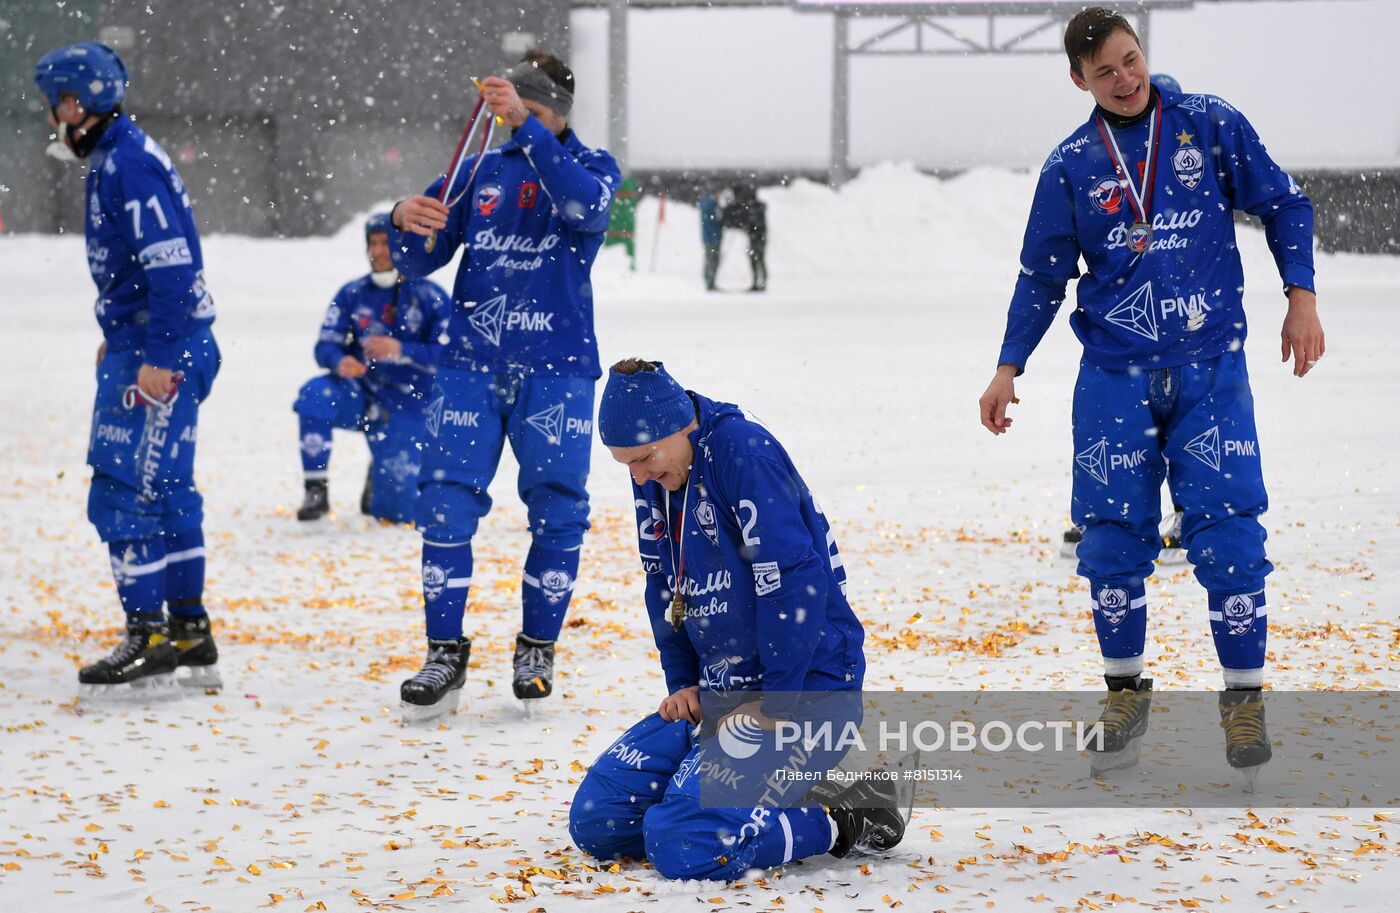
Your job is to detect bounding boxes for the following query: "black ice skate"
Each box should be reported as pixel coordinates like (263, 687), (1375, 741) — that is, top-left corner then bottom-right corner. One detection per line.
(1219, 689), (1272, 792)
(169, 614), (222, 692)
(828, 751), (919, 857)
(1087, 676), (1154, 776)
(297, 480), (330, 521)
(512, 634), (555, 701)
(400, 637), (470, 723)
(1158, 510), (1187, 565)
(78, 618), (181, 700)
(1060, 524), (1084, 559)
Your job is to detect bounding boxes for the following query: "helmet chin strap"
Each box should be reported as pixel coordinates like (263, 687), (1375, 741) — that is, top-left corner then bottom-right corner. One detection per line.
(369, 269), (400, 289)
(52, 111), (118, 160)
(46, 123), (79, 163)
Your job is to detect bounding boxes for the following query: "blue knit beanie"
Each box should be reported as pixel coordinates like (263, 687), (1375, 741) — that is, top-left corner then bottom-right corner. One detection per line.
(598, 361), (696, 447)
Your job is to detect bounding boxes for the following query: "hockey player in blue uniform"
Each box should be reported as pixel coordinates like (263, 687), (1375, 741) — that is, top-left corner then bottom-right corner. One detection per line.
(567, 360), (913, 880)
(293, 213), (450, 523)
(35, 43), (223, 695)
(387, 50), (620, 715)
(977, 8), (1326, 779)
(1060, 71), (1187, 565)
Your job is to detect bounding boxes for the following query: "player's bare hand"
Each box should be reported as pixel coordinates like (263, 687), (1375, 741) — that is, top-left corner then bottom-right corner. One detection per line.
(479, 76), (530, 128)
(391, 195), (449, 237)
(659, 685), (702, 724)
(138, 364), (174, 401)
(336, 355), (367, 379)
(716, 699), (780, 733)
(1281, 287), (1325, 378)
(979, 365), (1020, 434)
(363, 336), (402, 361)
(96, 340), (107, 366)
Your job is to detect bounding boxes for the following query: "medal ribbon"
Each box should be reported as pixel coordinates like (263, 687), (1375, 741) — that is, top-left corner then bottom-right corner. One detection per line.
(665, 480), (691, 631)
(1095, 92), (1163, 227)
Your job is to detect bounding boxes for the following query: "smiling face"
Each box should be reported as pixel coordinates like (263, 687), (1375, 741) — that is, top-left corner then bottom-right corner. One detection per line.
(609, 422), (699, 492)
(1070, 27), (1151, 117)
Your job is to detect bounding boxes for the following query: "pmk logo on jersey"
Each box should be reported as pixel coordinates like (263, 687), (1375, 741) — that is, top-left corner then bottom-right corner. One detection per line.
(475, 185), (503, 216)
(354, 307), (374, 332)
(518, 181), (539, 209)
(1089, 176), (1126, 215)
(1096, 586), (1130, 627)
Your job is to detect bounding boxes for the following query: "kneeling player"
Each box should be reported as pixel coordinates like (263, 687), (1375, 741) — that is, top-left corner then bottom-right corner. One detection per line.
(293, 213), (450, 522)
(569, 360), (913, 880)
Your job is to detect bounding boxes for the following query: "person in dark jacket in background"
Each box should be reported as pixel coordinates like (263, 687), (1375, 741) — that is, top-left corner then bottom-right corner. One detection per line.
(722, 184), (767, 292)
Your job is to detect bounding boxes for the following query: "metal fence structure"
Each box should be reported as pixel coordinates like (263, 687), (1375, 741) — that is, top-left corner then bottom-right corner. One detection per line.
(2, 0), (1395, 251)
(0, 0), (570, 236)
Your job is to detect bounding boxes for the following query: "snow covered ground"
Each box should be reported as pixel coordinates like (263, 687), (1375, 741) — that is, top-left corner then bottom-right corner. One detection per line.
(3, 164), (1399, 911)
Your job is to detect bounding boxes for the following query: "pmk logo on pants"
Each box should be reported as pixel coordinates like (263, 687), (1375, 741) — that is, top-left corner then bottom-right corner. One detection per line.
(1075, 439), (1149, 486)
(1183, 425), (1257, 472)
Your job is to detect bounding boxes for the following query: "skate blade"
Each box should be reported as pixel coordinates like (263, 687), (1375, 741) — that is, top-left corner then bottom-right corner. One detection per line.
(401, 689), (462, 725)
(1088, 738), (1143, 777)
(176, 663), (223, 693)
(515, 697), (549, 720)
(1157, 547), (1188, 565)
(1237, 762), (1267, 794)
(79, 672), (183, 702)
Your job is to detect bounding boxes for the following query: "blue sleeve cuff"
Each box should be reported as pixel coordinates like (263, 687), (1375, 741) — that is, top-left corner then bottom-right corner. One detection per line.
(144, 340), (179, 371)
(1282, 264), (1316, 295)
(996, 343), (1031, 375)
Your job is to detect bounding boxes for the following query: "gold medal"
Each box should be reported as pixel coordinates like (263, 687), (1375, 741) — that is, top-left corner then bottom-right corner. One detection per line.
(670, 590), (685, 632)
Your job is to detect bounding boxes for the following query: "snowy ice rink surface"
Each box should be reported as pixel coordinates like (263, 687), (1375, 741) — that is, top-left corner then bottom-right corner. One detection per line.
(2, 165), (1399, 911)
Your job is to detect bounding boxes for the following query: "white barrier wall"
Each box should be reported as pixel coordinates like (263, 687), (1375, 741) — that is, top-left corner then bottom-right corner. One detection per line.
(567, 1), (1400, 172)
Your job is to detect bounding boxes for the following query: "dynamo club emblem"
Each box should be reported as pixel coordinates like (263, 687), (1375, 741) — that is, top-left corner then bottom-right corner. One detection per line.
(1097, 585), (1130, 626)
(476, 185), (503, 216)
(694, 500), (719, 546)
(1089, 176), (1126, 215)
(422, 562), (448, 602)
(1172, 142), (1204, 190)
(1223, 593), (1256, 635)
(540, 569), (573, 606)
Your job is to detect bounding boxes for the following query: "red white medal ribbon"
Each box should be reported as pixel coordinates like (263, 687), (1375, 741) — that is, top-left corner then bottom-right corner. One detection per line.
(1095, 93), (1163, 230)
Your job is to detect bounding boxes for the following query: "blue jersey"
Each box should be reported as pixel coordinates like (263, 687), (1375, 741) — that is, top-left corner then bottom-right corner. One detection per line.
(313, 276), (451, 415)
(998, 90), (1315, 372)
(629, 393), (865, 716)
(84, 115), (215, 370)
(390, 115), (621, 379)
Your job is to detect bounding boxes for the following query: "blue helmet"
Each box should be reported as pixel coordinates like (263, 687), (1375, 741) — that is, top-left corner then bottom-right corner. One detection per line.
(1151, 73), (1182, 95)
(364, 212), (393, 238)
(34, 42), (128, 113)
